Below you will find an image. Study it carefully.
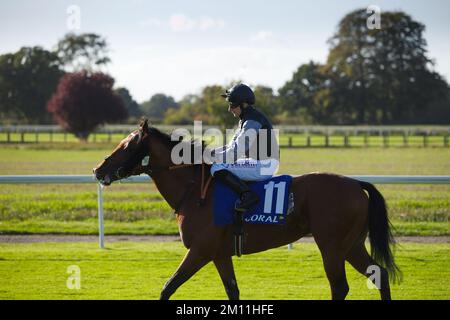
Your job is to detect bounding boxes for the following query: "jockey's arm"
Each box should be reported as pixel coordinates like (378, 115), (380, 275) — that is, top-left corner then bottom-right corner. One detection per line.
(212, 120), (262, 163)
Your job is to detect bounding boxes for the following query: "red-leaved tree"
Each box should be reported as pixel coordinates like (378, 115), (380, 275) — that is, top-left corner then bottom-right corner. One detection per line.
(47, 71), (127, 140)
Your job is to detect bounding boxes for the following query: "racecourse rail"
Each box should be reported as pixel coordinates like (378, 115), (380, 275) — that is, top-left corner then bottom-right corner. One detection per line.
(1, 174), (449, 248)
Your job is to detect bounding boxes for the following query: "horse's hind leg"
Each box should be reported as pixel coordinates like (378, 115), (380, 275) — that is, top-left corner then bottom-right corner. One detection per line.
(160, 249), (209, 300)
(314, 231), (350, 299)
(320, 250), (349, 300)
(214, 257), (239, 300)
(346, 243), (391, 300)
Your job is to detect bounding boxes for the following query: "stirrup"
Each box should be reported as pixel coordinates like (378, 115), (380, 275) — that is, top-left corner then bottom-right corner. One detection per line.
(233, 211), (244, 257)
(234, 234), (243, 257)
(235, 192), (259, 212)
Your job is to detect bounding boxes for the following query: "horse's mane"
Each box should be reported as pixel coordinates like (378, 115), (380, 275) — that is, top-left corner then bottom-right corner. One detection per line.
(148, 126), (207, 152)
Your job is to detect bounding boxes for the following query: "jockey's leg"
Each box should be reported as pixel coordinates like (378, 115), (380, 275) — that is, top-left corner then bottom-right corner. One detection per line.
(210, 158), (279, 212)
(212, 168), (259, 212)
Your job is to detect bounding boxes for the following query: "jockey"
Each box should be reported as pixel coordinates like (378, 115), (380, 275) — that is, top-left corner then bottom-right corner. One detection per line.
(211, 83), (279, 212)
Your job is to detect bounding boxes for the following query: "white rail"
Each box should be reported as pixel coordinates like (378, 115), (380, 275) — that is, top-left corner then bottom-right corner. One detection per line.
(1, 174), (449, 248)
(1, 175), (450, 184)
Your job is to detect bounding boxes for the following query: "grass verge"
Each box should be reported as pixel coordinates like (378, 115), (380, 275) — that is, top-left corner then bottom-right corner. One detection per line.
(0, 242), (448, 299)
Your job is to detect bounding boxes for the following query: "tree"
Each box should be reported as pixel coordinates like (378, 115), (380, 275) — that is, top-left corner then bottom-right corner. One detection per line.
(278, 62), (325, 120)
(164, 94), (206, 124)
(55, 33), (110, 72)
(325, 9), (449, 124)
(47, 72), (127, 140)
(419, 92), (450, 124)
(253, 85), (278, 120)
(115, 87), (142, 119)
(162, 83), (279, 127)
(141, 93), (179, 122)
(202, 85), (234, 128)
(0, 47), (63, 123)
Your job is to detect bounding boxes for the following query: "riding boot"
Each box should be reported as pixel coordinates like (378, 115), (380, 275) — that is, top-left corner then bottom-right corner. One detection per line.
(213, 169), (259, 212)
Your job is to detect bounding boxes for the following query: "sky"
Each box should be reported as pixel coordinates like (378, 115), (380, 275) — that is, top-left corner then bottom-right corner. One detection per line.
(1, 0), (449, 103)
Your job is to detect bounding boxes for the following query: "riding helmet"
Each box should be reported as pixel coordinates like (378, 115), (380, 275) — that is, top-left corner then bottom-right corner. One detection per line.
(221, 83), (255, 106)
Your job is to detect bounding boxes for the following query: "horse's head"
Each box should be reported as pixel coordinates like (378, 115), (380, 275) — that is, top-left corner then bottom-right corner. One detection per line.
(93, 119), (151, 186)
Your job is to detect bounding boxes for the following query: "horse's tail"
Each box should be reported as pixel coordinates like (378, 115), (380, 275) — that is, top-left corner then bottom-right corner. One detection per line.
(359, 181), (401, 283)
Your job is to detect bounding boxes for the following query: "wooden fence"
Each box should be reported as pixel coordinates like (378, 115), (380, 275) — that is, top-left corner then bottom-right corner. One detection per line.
(0, 125), (449, 147)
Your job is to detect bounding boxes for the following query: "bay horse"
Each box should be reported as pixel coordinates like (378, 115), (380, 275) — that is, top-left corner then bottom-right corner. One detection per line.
(93, 120), (400, 300)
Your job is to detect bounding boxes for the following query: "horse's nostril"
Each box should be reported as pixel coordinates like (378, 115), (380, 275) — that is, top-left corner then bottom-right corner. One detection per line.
(93, 169), (103, 181)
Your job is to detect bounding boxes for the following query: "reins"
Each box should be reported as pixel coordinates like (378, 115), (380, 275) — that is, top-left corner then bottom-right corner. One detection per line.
(147, 162), (212, 214)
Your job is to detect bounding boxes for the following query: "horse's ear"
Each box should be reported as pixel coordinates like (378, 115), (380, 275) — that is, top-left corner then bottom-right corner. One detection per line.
(140, 118), (149, 134)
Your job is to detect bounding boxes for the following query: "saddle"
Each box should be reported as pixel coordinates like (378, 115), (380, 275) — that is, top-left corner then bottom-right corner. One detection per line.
(213, 175), (294, 256)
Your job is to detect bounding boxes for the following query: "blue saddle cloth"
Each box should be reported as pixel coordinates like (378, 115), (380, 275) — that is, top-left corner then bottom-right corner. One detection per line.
(213, 175), (292, 226)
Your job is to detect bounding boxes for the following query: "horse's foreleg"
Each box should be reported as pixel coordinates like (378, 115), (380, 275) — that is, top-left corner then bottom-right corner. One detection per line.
(160, 249), (209, 300)
(214, 257), (240, 300)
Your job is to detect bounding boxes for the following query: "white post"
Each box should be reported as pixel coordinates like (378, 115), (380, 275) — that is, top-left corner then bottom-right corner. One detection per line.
(288, 243), (293, 251)
(97, 183), (105, 249)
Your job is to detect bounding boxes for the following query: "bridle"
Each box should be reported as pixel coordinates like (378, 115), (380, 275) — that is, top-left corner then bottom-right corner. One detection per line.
(103, 130), (213, 214)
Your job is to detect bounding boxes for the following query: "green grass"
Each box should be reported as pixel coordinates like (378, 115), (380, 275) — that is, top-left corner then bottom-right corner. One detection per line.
(0, 241), (448, 300)
(0, 147), (448, 236)
(0, 219), (178, 235)
(1, 141), (449, 175)
(280, 148), (450, 175)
